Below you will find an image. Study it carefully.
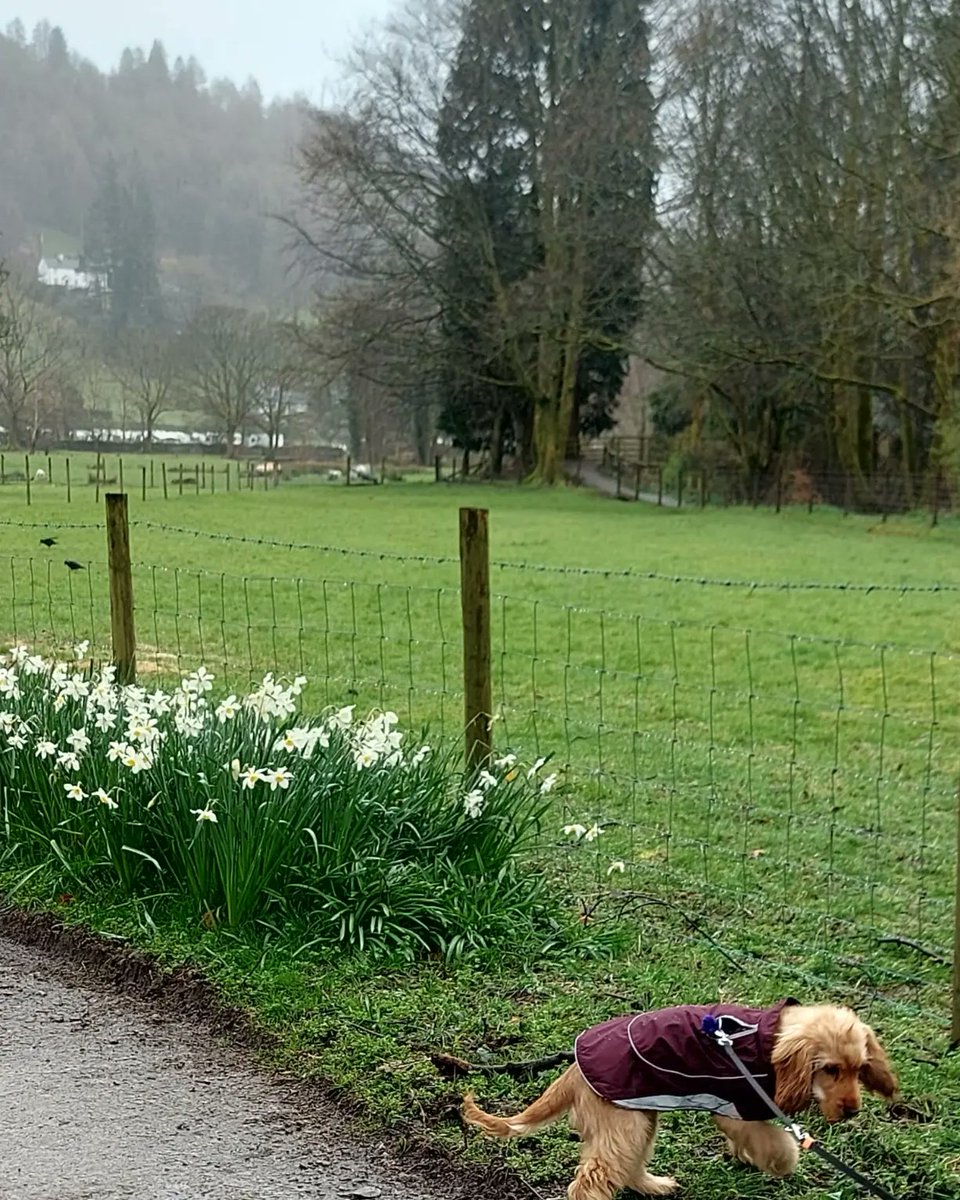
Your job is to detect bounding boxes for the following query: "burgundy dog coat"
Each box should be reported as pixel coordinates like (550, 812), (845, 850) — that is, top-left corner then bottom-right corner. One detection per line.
(574, 999), (798, 1120)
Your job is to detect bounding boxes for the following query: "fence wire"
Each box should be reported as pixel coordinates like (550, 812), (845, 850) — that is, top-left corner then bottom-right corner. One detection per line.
(0, 528), (955, 1016)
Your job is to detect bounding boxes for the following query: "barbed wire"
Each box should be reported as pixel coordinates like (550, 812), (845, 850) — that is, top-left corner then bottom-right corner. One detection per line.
(2, 515), (959, 596)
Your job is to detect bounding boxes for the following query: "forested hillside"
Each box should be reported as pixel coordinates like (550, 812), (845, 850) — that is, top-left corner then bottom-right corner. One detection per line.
(0, 18), (306, 309)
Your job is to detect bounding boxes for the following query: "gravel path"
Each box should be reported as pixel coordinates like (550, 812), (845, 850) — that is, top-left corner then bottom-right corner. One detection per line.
(0, 936), (468, 1200)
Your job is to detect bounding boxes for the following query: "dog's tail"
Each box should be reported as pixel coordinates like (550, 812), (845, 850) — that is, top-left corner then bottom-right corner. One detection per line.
(462, 1065), (578, 1139)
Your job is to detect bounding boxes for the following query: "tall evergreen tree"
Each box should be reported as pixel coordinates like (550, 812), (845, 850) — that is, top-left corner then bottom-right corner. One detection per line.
(434, 0), (657, 480)
(84, 158), (162, 329)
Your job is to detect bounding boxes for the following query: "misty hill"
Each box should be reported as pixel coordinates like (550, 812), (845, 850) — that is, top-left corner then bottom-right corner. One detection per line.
(0, 19), (309, 310)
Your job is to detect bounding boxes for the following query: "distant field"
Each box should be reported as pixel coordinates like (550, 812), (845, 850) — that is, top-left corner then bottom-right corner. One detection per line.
(0, 470), (956, 1011)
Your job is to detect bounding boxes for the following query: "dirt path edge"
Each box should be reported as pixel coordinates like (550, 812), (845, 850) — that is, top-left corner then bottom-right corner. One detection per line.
(0, 901), (546, 1200)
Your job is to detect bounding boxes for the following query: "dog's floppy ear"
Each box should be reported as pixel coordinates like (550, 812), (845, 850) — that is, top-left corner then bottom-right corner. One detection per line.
(859, 1026), (898, 1099)
(771, 1027), (814, 1114)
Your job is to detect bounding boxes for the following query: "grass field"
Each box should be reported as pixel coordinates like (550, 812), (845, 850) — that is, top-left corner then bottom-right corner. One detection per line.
(1, 461), (958, 1197)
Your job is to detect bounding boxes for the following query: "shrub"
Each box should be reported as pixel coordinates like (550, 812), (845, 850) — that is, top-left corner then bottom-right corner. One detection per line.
(0, 643), (553, 957)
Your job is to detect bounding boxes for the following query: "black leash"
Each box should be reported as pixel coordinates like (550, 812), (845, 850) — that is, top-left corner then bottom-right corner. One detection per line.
(700, 1015), (900, 1200)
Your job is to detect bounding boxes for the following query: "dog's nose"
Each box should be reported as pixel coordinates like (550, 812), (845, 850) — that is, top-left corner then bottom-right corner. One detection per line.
(842, 1105), (860, 1120)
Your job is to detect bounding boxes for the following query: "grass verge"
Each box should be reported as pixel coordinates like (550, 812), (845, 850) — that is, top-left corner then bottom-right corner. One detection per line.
(1, 874), (956, 1199)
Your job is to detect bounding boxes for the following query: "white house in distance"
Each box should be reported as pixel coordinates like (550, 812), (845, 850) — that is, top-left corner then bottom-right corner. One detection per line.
(37, 253), (107, 293)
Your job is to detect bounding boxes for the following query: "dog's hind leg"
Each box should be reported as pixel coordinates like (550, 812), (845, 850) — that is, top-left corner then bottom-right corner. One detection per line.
(568, 1096), (676, 1199)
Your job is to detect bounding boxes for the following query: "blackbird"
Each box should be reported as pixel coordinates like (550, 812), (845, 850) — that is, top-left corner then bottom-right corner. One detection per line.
(64, 560), (85, 571)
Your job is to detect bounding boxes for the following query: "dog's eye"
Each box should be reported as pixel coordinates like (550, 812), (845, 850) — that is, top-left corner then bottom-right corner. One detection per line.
(821, 1064), (839, 1078)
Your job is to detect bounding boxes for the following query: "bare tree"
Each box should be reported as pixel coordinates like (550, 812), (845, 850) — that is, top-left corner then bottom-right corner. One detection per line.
(253, 322), (307, 452)
(186, 307), (267, 456)
(0, 278), (72, 449)
(109, 329), (182, 446)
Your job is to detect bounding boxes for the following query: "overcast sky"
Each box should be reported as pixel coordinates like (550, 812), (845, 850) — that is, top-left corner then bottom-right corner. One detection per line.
(8, 0), (399, 102)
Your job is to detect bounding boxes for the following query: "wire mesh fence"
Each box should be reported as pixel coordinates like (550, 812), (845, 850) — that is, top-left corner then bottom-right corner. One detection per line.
(0, 511), (955, 1023)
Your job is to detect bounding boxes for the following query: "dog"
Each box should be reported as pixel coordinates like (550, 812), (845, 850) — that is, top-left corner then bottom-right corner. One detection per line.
(462, 999), (897, 1199)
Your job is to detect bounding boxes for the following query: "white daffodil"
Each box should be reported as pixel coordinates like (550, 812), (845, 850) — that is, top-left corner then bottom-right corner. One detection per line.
(94, 788), (118, 810)
(60, 674), (89, 701)
(563, 823), (587, 840)
(73, 640), (90, 661)
(215, 695), (239, 722)
(607, 860), (626, 875)
(191, 807), (218, 823)
(411, 744), (431, 767)
(526, 756), (547, 779)
(174, 711), (205, 738)
(66, 728), (91, 752)
(121, 748), (152, 774)
(94, 710), (117, 732)
(494, 753), (517, 769)
(147, 689), (171, 716)
(540, 772), (559, 795)
(224, 758), (241, 781)
(477, 769), (498, 791)
(35, 739), (57, 760)
(354, 746), (378, 770)
(583, 823), (603, 843)
(7, 730), (26, 750)
(463, 788), (485, 819)
(240, 765), (262, 790)
(64, 781), (86, 802)
(0, 712), (14, 732)
(107, 740), (128, 763)
(57, 750), (82, 773)
(127, 716), (160, 744)
(329, 705), (355, 731)
(264, 766), (292, 791)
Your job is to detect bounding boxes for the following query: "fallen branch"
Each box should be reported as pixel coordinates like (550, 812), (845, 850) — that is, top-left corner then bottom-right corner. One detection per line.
(876, 935), (949, 966)
(431, 1050), (574, 1081)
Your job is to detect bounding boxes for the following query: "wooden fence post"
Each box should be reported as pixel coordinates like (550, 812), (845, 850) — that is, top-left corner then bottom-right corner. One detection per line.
(65, 457), (71, 503)
(141, 465), (147, 502)
(634, 461), (641, 502)
(162, 461), (169, 500)
(105, 493), (136, 685)
(346, 455), (352, 485)
(435, 454), (442, 482)
(118, 457), (124, 495)
(24, 455), (31, 507)
(47, 454), (52, 482)
(459, 507), (493, 772)
(95, 452), (102, 504)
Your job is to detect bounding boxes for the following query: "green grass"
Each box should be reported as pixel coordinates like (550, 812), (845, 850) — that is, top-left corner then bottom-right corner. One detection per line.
(1, 471), (959, 1197)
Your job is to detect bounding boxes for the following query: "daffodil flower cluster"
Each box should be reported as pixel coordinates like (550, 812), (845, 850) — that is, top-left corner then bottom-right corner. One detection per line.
(0, 644), (561, 944)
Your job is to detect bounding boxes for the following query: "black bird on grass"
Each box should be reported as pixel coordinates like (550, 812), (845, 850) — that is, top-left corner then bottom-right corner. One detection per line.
(64, 560), (85, 572)
(39, 536), (57, 547)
